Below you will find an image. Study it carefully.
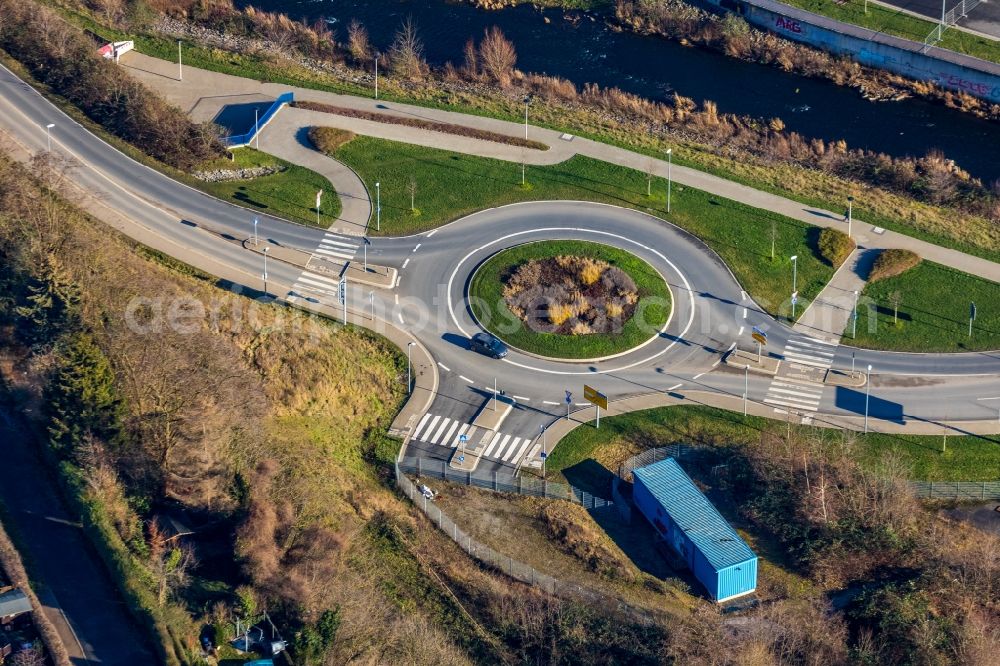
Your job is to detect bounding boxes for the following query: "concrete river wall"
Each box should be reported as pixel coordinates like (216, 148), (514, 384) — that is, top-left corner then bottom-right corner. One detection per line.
(708, 0), (1000, 104)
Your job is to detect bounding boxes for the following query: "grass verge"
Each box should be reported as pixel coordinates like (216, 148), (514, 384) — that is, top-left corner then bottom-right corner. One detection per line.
(196, 148), (340, 227)
(469, 240), (671, 358)
(329, 135), (833, 319)
(850, 259), (1000, 351)
(546, 405), (1000, 486)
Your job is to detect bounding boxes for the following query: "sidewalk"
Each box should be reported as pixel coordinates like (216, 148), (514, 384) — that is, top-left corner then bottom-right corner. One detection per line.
(793, 247), (878, 342)
(120, 51), (1000, 287)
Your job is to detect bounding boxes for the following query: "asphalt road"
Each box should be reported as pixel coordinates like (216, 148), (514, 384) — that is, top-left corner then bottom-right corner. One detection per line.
(2, 61), (1000, 485)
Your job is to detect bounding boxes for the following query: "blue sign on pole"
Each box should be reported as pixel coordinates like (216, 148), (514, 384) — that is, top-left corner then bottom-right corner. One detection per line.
(459, 434), (468, 444)
(565, 390), (572, 404)
(540, 452), (548, 459)
(458, 455), (465, 463)
(338, 278), (346, 305)
(971, 302), (977, 321)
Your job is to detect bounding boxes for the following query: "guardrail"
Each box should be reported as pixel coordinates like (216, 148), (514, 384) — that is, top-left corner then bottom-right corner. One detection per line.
(398, 456), (612, 509)
(909, 480), (1000, 500)
(222, 92), (294, 148)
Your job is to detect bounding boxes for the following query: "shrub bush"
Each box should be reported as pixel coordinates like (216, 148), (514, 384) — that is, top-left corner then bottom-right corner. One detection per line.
(869, 249), (921, 282)
(817, 227), (855, 267)
(307, 126), (356, 154)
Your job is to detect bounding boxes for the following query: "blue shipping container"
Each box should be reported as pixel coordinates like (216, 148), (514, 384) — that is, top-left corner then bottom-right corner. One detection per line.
(632, 458), (757, 602)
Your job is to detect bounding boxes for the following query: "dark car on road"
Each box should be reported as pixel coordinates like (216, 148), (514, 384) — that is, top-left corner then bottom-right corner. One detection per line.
(470, 333), (508, 359)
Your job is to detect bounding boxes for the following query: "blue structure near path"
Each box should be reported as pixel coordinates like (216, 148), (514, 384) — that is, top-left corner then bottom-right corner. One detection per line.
(632, 458), (757, 603)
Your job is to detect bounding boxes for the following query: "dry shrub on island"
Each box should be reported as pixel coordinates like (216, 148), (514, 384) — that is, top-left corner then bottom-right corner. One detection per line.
(504, 256), (638, 334)
(307, 126), (356, 153)
(868, 248), (921, 282)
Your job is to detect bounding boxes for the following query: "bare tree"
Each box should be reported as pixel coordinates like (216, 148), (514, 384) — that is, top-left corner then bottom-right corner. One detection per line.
(462, 38), (478, 79)
(390, 16), (426, 80)
(408, 177), (417, 213)
(889, 290), (902, 324)
(479, 26), (517, 85)
(10, 648), (45, 666)
(346, 19), (371, 63)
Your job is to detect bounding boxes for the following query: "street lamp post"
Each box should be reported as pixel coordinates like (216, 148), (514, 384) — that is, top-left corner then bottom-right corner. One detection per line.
(45, 123), (54, 152)
(665, 148), (673, 214)
(254, 109), (260, 151)
(790, 254), (799, 319)
(262, 246), (269, 298)
(852, 289), (859, 338)
(374, 55), (379, 99)
(178, 40), (183, 81)
(253, 217), (259, 246)
(847, 195), (854, 239)
(407, 342), (415, 393)
(864, 364), (872, 433)
(370, 291), (375, 320)
(375, 182), (381, 232)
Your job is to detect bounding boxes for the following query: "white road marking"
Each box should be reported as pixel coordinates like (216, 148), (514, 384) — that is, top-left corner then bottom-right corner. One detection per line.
(765, 397), (819, 412)
(394, 275), (401, 288)
(499, 436), (519, 461)
(412, 243), (421, 252)
(419, 415), (441, 441)
(459, 375), (474, 384)
(314, 247), (355, 259)
(693, 372), (705, 380)
(402, 258), (410, 269)
(742, 308), (748, 319)
(429, 418), (452, 444)
(510, 438), (532, 465)
(483, 432), (503, 457)
(426, 229), (437, 237)
(442, 421), (461, 447)
(542, 400), (559, 405)
(394, 294), (399, 304)
(438, 362), (450, 372)
(320, 238), (357, 249)
(667, 383), (682, 391)
(412, 413), (432, 439)
(397, 313), (404, 324)
(512, 395), (530, 401)
(737, 326), (744, 336)
(575, 402), (589, 407)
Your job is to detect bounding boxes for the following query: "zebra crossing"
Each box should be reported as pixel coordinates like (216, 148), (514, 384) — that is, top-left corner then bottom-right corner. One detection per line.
(409, 412), (533, 467)
(763, 335), (837, 413)
(286, 232), (359, 305)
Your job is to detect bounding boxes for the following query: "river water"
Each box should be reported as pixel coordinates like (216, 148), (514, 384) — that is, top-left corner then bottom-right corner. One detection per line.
(246, 0), (1000, 181)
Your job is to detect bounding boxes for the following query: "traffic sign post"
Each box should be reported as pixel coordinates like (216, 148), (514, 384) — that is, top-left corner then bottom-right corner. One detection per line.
(751, 326), (767, 364)
(539, 424), (547, 479)
(583, 385), (608, 429)
(338, 277), (347, 325)
(565, 390), (572, 418)
(458, 433), (468, 461)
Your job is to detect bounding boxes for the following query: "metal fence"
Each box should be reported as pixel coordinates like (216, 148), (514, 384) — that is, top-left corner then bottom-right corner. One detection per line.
(394, 461), (659, 623)
(618, 444), (689, 482)
(909, 481), (1000, 501)
(922, 0), (983, 51)
(222, 92), (294, 147)
(398, 456), (613, 509)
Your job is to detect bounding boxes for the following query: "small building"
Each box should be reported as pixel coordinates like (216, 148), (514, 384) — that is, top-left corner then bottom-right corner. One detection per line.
(632, 458), (757, 603)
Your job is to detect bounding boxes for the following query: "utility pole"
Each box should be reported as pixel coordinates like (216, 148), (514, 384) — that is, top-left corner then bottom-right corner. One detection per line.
(374, 55), (379, 99)
(743, 364), (748, 416)
(253, 217), (259, 246)
(493, 377), (498, 411)
(523, 95), (531, 140)
(178, 40), (183, 81)
(370, 291), (375, 320)
(255, 109), (260, 150)
(665, 148), (673, 214)
(969, 301), (976, 338)
(540, 425), (547, 480)
(375, 182), (381, 232)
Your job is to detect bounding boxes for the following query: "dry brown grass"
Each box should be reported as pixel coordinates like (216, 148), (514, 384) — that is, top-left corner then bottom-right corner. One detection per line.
(868, 248), (921, 282)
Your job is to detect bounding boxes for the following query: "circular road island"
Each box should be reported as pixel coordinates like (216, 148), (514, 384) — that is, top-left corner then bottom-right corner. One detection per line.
(468, 240), (672, 360)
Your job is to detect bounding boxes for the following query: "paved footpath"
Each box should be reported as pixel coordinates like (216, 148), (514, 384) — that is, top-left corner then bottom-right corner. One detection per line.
(121, 51), (1000, 285)
(793, 247), (879, 342)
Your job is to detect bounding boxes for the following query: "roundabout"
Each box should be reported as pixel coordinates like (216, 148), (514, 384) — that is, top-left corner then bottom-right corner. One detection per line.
(467, 239), (673, 361)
